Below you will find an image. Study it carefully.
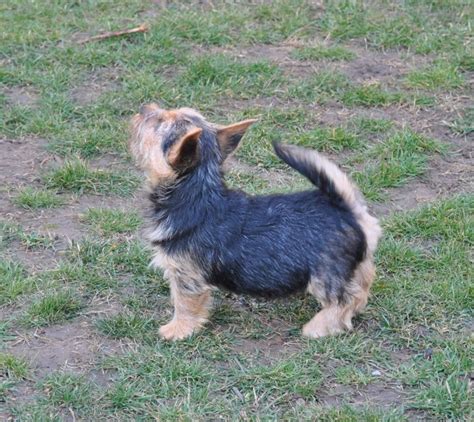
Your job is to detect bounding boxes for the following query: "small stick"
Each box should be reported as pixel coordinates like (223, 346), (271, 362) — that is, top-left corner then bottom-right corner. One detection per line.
(78, 23), (148, 44)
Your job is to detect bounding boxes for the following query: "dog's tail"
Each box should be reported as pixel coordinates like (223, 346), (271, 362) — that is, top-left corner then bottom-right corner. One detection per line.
(273, 142), (381, 253)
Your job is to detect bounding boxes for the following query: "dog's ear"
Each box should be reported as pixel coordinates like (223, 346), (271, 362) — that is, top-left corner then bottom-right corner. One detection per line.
(216, 119), (257, 159)
(168, 127), (202, 170)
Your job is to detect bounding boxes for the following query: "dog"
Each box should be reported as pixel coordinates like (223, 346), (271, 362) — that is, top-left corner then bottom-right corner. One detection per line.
(130, 103), (382, 341)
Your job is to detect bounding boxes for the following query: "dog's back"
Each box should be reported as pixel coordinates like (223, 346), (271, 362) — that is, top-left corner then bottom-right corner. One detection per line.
(206, 189), (366, 301)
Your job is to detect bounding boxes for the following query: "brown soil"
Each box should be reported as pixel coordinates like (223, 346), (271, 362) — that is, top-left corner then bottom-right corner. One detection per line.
(69, 68), (120, 106)
(3, 86), (40, 108)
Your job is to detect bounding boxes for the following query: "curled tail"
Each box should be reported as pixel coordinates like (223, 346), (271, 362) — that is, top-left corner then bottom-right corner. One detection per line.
(273, 142), (382, 253)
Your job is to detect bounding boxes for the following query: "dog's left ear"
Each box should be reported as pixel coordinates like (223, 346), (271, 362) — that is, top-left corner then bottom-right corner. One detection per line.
(168, 127), (202, 170)
(216, 119), (257, 159)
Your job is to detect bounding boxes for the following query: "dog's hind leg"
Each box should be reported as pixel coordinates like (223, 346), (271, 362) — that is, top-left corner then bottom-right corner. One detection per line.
(303, 258), (375, 338)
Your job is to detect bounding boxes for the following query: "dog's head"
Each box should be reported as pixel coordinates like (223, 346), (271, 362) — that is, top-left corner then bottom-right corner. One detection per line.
(130, 103), (256, 185)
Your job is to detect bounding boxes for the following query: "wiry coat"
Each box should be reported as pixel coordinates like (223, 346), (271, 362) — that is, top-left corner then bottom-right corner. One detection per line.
(130, 104), (381, 340)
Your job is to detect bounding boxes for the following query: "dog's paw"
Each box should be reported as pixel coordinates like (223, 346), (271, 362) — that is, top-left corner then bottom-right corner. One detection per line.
(159, 320), (196, 341)
(302, 319), (346, 338)
(302, 323), (329, 338)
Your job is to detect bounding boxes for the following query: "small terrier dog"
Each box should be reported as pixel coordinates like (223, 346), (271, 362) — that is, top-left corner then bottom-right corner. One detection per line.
(130, 103), (382, 341)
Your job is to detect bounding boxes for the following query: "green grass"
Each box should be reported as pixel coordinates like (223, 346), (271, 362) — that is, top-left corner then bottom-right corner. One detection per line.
(449, 106), (474, 135)
(42, 262), (117, 293)
(341, 84), (402, 107)
(334, 365), (375, 386)
(224, 170), (271, 195)
(81, 208), (142, 236)
(352, 129), (444, 200)
(0, 222), (55, 250)
(289, 73), (433, 108)
(67, 238), (153, 279)
(288, 70), (351, 103)
(0, 353), (28, 379)
(236, 107), (367, 168)
(0, 353), (28, 400)
(180, 54), (284, 100)
(414, 375), (471, 419)
(296, 127), (362, 152)
(46, 159), (139, 196)
(96, 313), (157, 342)
(405, 63), (464, 90)
(349, 117), (393, 135)
(318, 1), (470, 55)
(25, 290), (82, 327)
(13, 187), (63, 209)
(0, 259), (32, 304)
(41, 372), (93, 410)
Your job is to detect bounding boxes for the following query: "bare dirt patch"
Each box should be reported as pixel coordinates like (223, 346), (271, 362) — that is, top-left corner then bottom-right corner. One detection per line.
(69, 69), (120, 106)
(0, 138), (51, 191)
(7, 298), (127, 379)
(318, 377), (406, 410)
(3, 85), (40, 108)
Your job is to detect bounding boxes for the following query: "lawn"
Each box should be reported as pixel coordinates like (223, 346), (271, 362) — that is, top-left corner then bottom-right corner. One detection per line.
(1, 0), (473, 420)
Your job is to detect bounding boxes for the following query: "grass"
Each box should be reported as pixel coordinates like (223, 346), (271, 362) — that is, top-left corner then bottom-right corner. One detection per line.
(80, 208), (142, 236)
(13, 187), (63, 209)
(288, 70), (351, 103)
(25, 291), (83, 327)
(449, 106), (474, 135)
(41, 372), (93, 410)
(405, 63), (464, 90)
(180, 54), (284, 100)
(0, 222), (55, 250)
(352, 129), (444, 200)
(341, 84), (402, 107)
(1, 0), (472, 420)
(42, 262), (117, 293)
(0, 353), (28, 379)
(0, 259), (32, 304)
(296, 127), (362, 152)
(96, 313), (157, 342)
(288, 73), (433, 108)
(224, 169), (271, 195)
(349, 116), (393, 135)
(46, 159), (139, 196)
(67, 238), (153, 280)
(0, 353), (28, 400)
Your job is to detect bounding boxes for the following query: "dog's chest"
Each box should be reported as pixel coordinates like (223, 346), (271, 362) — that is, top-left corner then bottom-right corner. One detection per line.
(151, 246), (207, 289)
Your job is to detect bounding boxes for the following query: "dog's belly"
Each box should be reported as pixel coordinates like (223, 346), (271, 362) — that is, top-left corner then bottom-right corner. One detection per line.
(207, 260), (311, 298)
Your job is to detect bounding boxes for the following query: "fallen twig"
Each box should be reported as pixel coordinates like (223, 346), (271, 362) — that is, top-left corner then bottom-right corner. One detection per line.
(78, 23), (148, 44)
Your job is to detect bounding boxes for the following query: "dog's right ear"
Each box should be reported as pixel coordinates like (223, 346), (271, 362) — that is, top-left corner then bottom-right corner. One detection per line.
(168, 127), (202, 171)
(216, 119), (257, 160)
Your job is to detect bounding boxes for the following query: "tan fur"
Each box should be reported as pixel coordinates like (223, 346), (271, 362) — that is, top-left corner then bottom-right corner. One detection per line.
(216, 119), (258, 157)
(129, 106), (206, 186)
(152, 248), (212, 340)
(159, 278), (212, 341)
(304, 257), (376, 338)
(289, 144), (379, 338)
(151, 249), (208, 294)
(282, 145), (382, 253)
(130, 114), (176, 183)
(306, 276), (330, 307)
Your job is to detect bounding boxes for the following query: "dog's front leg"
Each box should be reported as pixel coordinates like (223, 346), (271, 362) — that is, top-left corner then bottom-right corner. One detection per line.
(159, 276), (212, 341)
